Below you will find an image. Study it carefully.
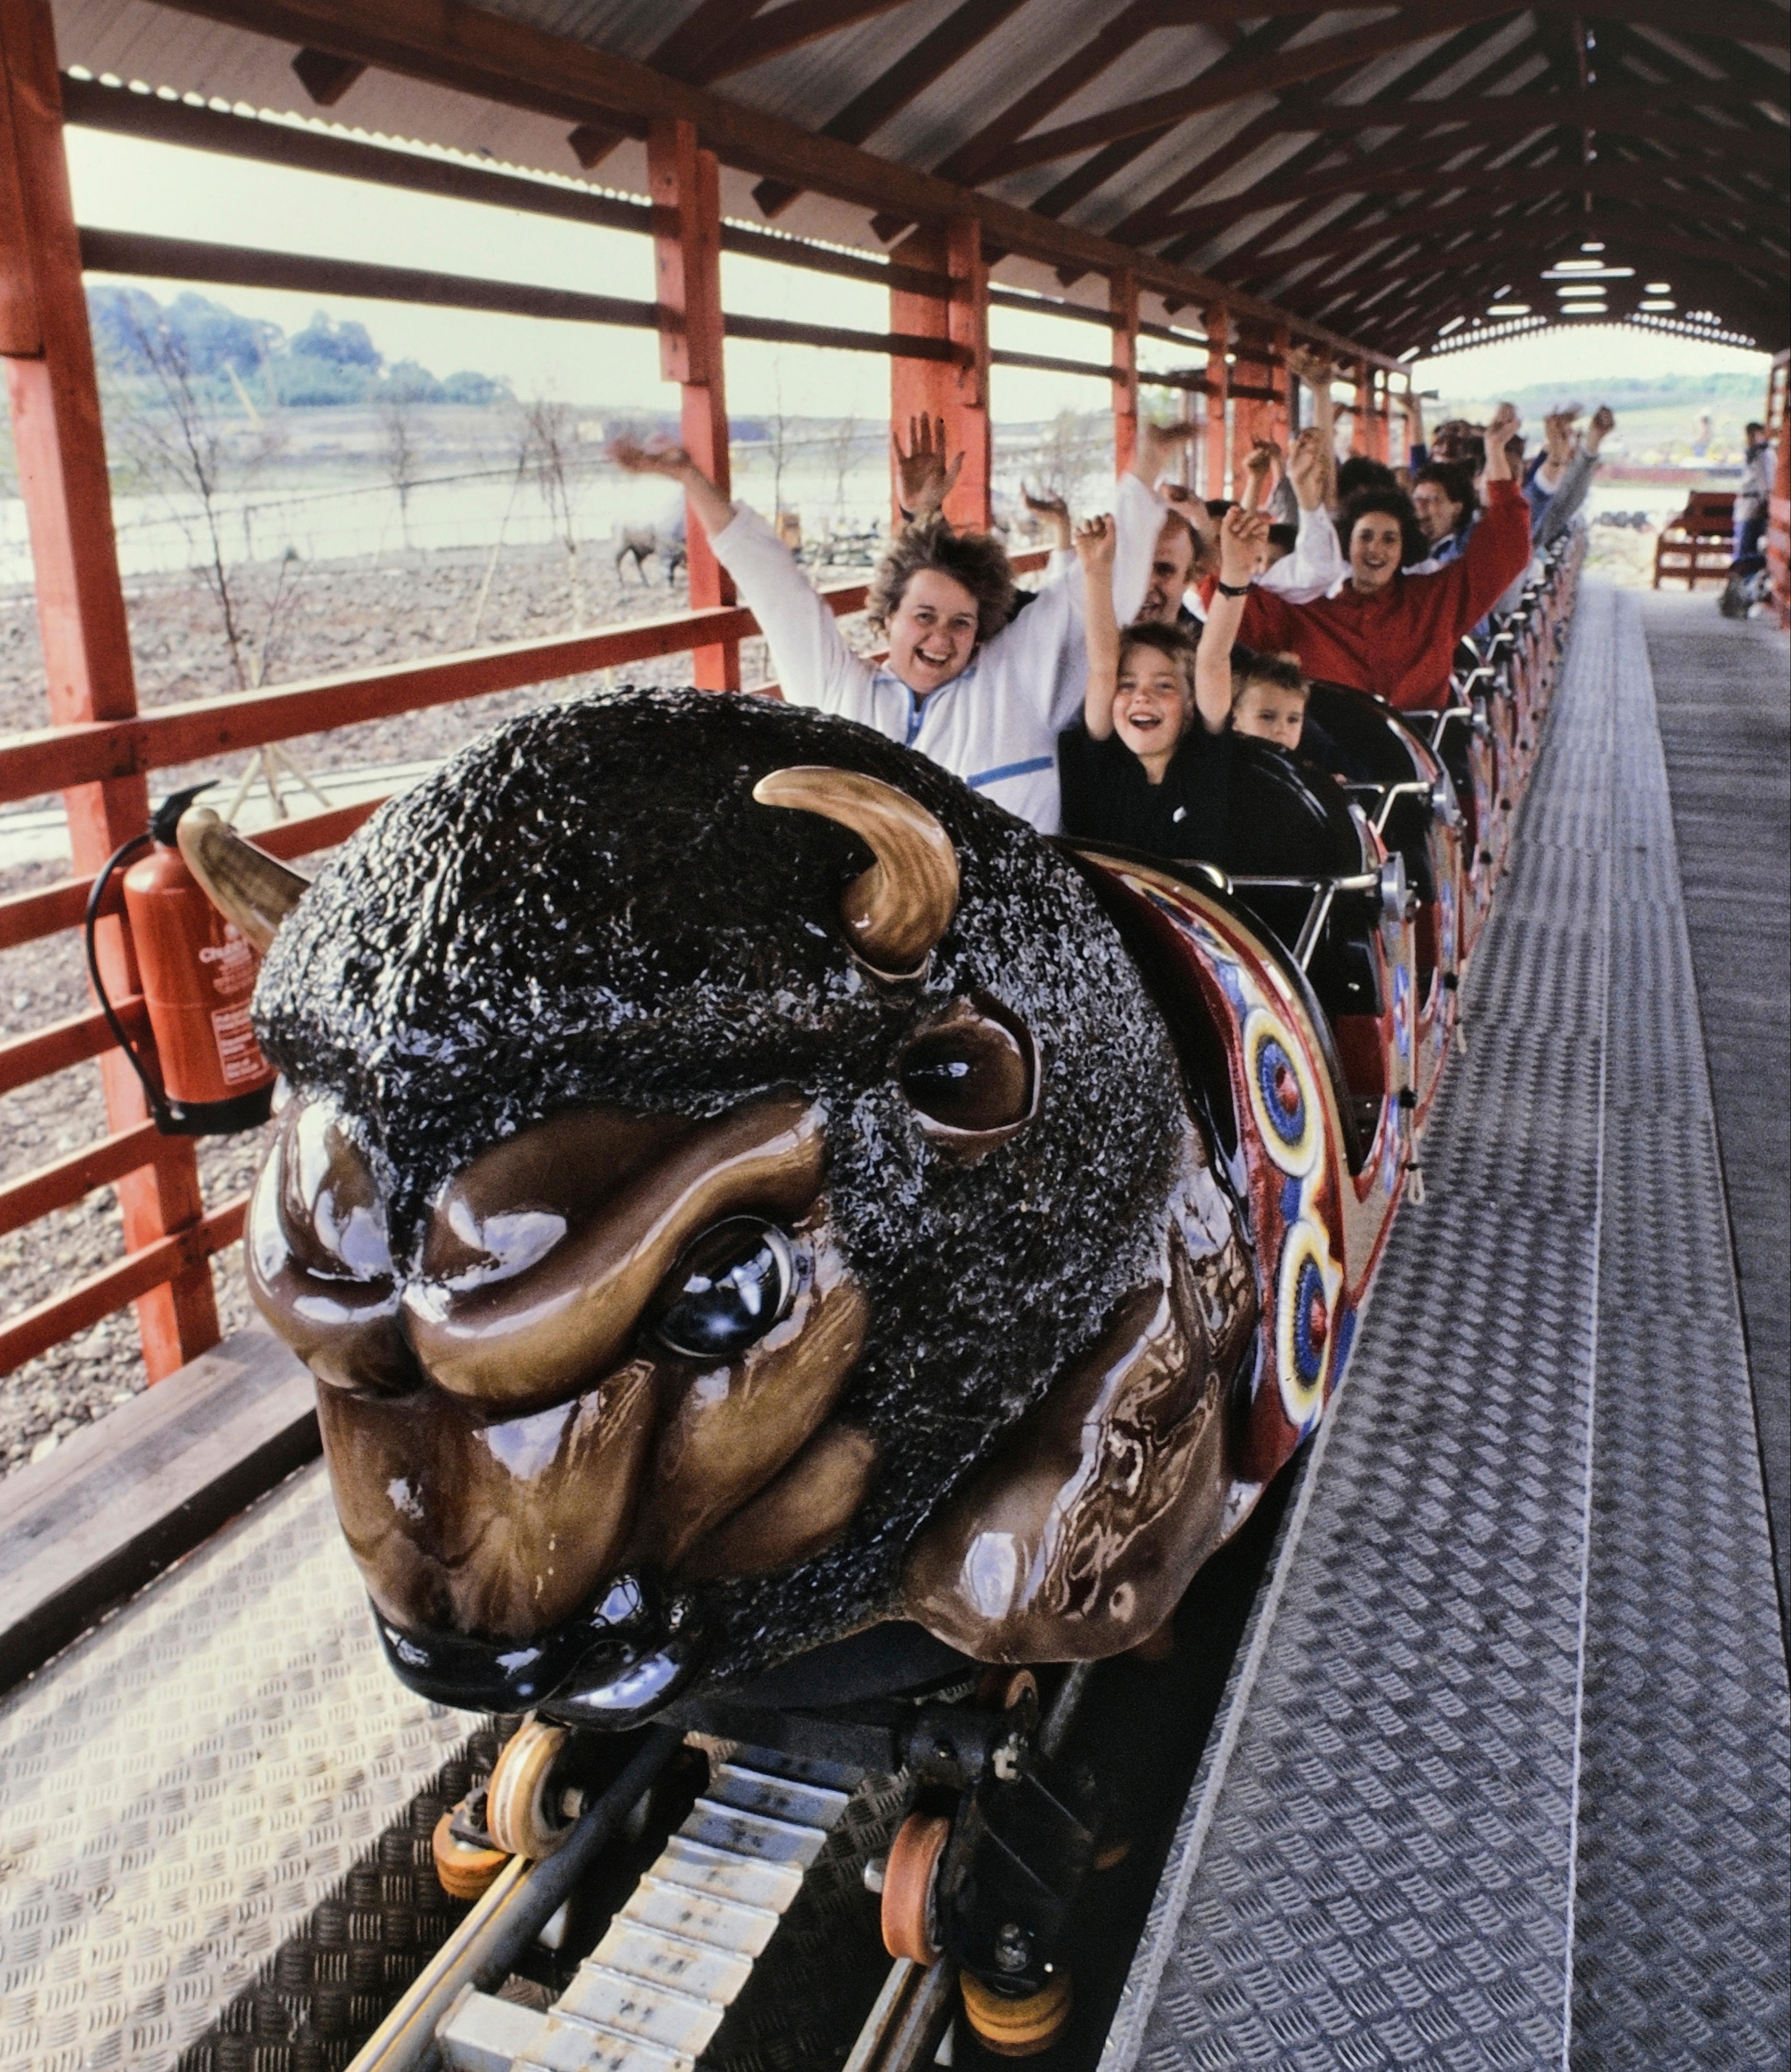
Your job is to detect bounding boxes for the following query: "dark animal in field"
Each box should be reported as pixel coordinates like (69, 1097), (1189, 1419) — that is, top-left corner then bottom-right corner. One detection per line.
(180, 690), (1293, 1724)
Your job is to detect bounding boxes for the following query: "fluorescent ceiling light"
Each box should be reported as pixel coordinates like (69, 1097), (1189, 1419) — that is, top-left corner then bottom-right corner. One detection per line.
(1486, 303), (1531, 316)
(1645, 281), (1671, 293)
(1557, 284), (1607, 297)
(1438, 316), (1468, 336)
(1553, 257), (1605, 271)
(1638, 300), (1676, 311)
(1565, 304), (1607, 314)
(1580, 241), (1605, 252)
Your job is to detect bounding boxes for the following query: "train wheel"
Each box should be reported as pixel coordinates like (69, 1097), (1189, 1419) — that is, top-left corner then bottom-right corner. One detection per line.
(485, 1718), (574, 1860)
(960, 1970), (1073, 2057)
(881, 1811), (951, 1963)
(431, 1806), (508, 1901)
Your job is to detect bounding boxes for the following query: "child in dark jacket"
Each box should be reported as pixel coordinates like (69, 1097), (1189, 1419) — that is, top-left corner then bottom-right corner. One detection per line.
(1057, 513), (1236, 861)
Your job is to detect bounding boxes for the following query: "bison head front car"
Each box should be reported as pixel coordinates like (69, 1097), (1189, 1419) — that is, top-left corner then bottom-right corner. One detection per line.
(187, 689), (1257, 1727)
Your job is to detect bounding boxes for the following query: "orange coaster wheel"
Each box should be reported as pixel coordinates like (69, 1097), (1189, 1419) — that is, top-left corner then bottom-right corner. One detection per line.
(960, 1970), (1073, 2058)
(485, 1718), (574, 1860)
(431, 1806), (508, 1901)
(879, 1811), (951, 1963)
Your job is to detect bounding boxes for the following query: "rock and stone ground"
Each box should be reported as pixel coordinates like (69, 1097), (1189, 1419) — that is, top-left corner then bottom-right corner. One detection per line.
(0, 537), (886, 1475)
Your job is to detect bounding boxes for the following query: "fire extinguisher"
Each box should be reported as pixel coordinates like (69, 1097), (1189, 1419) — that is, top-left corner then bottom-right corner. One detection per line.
(84, 783), (278, 1136)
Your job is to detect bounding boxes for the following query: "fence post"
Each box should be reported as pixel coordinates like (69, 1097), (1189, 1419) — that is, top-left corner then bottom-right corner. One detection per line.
(890, 218), (990, 532)
(1204, 307), (1230, 501)
(1109, 266), (1137, 480)
(0, 0), (217, 1378)
(648, 116), (738, 690)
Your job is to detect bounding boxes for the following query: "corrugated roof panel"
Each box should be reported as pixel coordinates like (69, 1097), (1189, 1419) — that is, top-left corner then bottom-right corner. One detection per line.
(697, 0), (968, 134)
(862, 0), (1143, 167)
(44, 0), (1788, 357)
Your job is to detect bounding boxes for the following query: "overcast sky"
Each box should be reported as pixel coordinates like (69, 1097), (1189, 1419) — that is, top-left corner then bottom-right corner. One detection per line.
(69, 125), (1772, 426)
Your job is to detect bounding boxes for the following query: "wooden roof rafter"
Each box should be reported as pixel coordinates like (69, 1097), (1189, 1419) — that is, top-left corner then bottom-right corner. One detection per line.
(1113, 13), (1540, 255)
(983, 0), (1535, 180)
(147, 0), (1409, 364)
(113, 0), (1791, 357)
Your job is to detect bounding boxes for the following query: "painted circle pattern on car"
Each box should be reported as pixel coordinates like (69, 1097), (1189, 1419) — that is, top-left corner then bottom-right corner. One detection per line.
(1275, 1219), (1338, 1431)
(1244, 1007), (1319, 1178)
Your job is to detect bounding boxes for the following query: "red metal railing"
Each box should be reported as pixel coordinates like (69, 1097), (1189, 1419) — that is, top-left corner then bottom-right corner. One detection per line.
(0, 557), (1045, 1381)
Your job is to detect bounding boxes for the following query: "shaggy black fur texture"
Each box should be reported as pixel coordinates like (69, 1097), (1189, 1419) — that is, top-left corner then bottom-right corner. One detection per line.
(255, 688), (1190, 1688)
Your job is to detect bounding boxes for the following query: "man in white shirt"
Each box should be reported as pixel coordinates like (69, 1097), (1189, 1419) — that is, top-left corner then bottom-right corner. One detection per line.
(612, 424), (1161, 835)
(1133, 426), (1345, 624)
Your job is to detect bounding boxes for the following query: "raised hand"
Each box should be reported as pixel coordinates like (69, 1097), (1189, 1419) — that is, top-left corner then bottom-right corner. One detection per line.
(1134, 417), (1200, 488)
(1073, 512), (1115, 574)
(1219, 505), (1270, 587)
(894, 414), (964, 517)
(1487, 401), (1521, 450)
(1023, 484), (1072, 551)
(1286, 345), (1336, 390)
(1587, 404), (1616, 453)
(609, 435), (693, 479)
(1287, 427), (1328, 512)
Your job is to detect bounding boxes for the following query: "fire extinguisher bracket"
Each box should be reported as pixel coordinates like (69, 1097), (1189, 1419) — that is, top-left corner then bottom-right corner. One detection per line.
(84, 785), (279, 1139)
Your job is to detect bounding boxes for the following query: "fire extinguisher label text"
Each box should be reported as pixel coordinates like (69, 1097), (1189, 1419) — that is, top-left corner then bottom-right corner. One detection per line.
(211, 1003), (268, 1086)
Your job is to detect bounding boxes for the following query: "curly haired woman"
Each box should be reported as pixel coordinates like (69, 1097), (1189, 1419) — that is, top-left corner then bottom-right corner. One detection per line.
(612, 421), (1157, 834)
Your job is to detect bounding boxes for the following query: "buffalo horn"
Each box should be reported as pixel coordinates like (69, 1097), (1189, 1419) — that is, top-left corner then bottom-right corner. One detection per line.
(177, 806), (311, 952)
(753, 767), (959, 978)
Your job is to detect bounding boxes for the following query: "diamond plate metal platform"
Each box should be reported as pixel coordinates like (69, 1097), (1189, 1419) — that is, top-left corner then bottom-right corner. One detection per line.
(0, 1461), (477, 2072)
(1101, 583), (1791, 2072)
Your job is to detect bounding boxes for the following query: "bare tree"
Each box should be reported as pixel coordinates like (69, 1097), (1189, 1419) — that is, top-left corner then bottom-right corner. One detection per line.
(378, 392), (423, 551)
(518, 393), (584, 625)
(1038, 407), (1105, 513)
(766, 359), (794, 528)
(824, 411), (859, 533)
(100, 299), (287, 691)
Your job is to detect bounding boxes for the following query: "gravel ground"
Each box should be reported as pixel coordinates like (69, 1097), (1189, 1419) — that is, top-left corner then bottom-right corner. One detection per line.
(3, 518), (1653, 1478)
(0, 535), (889, 1478)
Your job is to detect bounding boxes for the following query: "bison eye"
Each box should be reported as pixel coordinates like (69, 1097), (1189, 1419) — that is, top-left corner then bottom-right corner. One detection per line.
(899, 997), (1038, 1142)
(655, 1218), (796, 1362)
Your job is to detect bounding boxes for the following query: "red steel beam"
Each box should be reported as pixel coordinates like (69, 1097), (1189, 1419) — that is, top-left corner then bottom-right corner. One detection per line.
(0, 1193), (248, 1381)
(0, 1118), (168, 1239)
(650, 117), (738, 690)
(0, 0), (217, 1374)
(0, 995), (148, 1100)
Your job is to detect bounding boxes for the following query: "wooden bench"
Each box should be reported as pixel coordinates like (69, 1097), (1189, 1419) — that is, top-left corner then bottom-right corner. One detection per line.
(1654, 490), (1736, 590)
(0, 1326), (317, 1693)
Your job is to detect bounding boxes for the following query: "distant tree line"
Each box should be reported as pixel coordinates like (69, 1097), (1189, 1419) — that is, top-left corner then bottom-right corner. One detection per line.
(87, 286), (510, 408)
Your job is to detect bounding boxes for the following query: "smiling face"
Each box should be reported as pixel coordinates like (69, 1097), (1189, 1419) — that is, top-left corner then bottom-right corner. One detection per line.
(1412, 479), (1463, 547)
(1113, 641), (1191, 776)
(886, 567), (981, 696)
(1140, 517), (1199, 624)
(245, 689), (1200, 1715)
(1231, 677), (1307, 753)
(1348, 511), (1407, 594)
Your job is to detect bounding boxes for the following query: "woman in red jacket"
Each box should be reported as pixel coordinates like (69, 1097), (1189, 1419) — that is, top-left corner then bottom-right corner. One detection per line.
(1234, 402), (1532, 711)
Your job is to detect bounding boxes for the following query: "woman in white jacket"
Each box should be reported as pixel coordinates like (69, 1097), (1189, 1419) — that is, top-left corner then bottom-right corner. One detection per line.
(611, 422), (1165, 835)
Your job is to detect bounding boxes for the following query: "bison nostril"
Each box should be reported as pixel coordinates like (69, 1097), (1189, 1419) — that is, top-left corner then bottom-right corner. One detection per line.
(654, 1218), (796, 1361)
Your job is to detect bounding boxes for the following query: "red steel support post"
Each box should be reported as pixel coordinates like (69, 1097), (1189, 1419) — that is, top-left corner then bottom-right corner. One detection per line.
(1204, 307), (1230, 501)
(0, 0), (217, 1377)
(1110, 266), (1138, 480)
(890, 218), (990, 532)
(1230, 328), (1272, 493)
(1268, 324), (1291, 451)
(648, 116), (738, 690)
